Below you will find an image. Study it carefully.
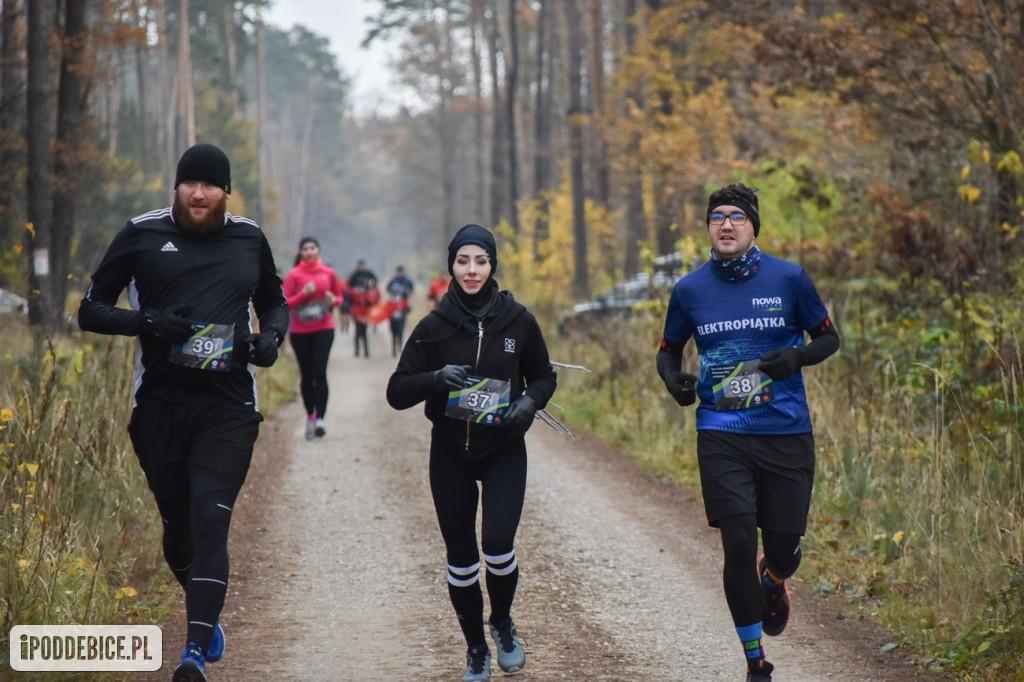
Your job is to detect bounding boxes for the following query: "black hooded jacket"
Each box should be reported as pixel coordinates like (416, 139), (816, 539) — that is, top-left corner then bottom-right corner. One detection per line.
(386, 288), (557, 455)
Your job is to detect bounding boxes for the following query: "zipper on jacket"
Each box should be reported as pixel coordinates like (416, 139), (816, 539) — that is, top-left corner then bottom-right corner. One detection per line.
(465, 318), (485, 451)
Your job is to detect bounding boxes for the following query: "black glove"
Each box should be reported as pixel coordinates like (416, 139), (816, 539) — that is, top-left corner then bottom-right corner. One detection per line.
(434, 364), (471, 390)
(758, 347), (803, 381)
(141, 305), (194, 343)
(664, 371), (697, 407)
(247, 331), (281, 367)
(503, 395), (538, 436)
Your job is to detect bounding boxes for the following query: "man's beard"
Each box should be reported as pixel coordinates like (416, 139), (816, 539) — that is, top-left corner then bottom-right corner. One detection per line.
(174, 192), (227, 235)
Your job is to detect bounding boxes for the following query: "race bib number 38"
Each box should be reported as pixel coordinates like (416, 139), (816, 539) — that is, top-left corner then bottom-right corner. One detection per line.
(710, 360), (773, 411)
(445, 375), (511, 426)
(169, 322), (234, 371)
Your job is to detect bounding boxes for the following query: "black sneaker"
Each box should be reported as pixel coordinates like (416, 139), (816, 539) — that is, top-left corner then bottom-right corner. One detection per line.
(746, 658), (774, 681)
(488, 616), (525, 672)
(758, 555), (791, 636)
(462, 645), (491, 682)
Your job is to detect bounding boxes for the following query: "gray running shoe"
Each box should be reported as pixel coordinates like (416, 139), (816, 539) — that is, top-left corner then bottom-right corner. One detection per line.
(462, 645), (491, 682)
(304, 418), (316, 441)
(489, 616), (525, 672)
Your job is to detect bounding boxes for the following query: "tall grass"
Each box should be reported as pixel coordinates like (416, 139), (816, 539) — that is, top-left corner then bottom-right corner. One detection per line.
(0, 324), (172, 678)
(0, 319), (297, 679)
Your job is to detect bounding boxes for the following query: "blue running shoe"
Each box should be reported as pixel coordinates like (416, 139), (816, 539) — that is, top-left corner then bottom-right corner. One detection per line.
(462, 645), (491, 682)
(205, 622), (224, 662)
(489, 616), (525, 672)
(172, 643), (207, 682)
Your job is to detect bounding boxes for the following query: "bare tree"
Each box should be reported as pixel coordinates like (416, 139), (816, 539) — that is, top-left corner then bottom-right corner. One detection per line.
(0, 0), (26, 257)
(563, 0), (588, 295)
(25, 0), (57, 328)
(621, 0), (646, 275)
(504, 0), (520, 230)
(531, 0), (553, 255)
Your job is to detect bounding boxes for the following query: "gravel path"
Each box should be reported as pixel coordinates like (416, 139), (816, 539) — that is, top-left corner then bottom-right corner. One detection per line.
(152, 329), (942, 681)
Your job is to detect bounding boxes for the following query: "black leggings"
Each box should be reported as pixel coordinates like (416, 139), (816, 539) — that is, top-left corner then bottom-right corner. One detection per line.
(353, 321), (369, 357)
(429, 439), (527, 647)
(389, 313), (407, 356)
(718, 513), (802, 628)
(290, 329), (334, 418)
(155, 475), (243, 652)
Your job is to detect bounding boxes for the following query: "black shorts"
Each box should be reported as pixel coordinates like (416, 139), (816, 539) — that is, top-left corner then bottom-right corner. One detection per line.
(128, 394), (263, 498)
(696, 430), (815, 534)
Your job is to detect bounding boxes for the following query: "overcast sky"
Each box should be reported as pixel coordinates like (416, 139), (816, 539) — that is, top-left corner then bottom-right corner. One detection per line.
(263, 0), (402, 115)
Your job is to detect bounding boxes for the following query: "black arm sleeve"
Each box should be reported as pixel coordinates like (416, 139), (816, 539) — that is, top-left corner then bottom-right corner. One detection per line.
(77, 224), (144, 337)
(251, 235), (289, 344)
(656, 339), (683, 383)
(799, 315), (840, 366)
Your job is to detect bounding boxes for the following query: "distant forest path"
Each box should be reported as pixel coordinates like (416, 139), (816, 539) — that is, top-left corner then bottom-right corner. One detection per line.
(154, 329), (944, 681)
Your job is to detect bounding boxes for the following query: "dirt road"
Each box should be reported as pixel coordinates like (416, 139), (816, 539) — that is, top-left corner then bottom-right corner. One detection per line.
(156, 329), (939, 681)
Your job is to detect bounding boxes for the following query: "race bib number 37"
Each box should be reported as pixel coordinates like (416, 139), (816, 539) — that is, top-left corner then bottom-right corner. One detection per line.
(445, 375), (511, 426)
(710, 360), (774, 411)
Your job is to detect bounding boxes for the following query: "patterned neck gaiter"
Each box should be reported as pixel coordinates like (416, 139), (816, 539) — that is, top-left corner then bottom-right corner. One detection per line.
(709, 245), (762, 283)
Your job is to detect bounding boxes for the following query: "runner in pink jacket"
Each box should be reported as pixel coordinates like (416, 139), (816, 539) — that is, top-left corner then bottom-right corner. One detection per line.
(282, 237), (343, 440)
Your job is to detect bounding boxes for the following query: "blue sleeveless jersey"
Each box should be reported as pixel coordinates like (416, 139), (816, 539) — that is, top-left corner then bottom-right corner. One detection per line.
(662, 254), (829, 434)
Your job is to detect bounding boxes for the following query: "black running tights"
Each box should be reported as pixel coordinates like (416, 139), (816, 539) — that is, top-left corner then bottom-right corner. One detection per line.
(430, 439), (527, 647)
(155, 475), (243, 652)
(718, 513), (802, 628)
(290, 329), (335, 418)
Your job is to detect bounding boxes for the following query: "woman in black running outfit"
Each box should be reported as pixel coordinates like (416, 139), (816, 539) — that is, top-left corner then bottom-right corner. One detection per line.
(386, 224), (557, 682)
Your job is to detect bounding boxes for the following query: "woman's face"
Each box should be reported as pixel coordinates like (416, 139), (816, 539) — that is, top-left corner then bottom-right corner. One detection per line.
(452, 244), (492, 295)
(300, 241), (320, 262)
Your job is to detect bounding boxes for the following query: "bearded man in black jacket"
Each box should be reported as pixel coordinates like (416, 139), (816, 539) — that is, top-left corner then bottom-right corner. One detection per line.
(79, 143), (288, 682)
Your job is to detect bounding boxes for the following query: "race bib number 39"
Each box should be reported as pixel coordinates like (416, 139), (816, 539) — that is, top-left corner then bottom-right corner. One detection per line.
(169, 322), (234, 371)
(710, 360), (773, 411)
(445, 376), (511, 426)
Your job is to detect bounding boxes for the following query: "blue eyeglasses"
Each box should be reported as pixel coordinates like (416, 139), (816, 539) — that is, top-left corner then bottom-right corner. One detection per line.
(709, 212), (748, 226)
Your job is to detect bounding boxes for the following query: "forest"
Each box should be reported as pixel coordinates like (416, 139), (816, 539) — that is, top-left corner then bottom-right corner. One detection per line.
(0, 0), (1022, 679)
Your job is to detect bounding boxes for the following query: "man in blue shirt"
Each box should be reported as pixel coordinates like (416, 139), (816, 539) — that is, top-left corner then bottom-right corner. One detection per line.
(657, 183), (840, 682)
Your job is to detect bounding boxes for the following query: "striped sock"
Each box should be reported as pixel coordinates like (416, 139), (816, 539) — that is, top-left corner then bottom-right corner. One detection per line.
(736, 623), (766, 666)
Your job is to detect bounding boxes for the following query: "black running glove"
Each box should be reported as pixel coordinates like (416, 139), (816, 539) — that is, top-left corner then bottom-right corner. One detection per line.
(248, 331), (281, 367)
(664, 371), (698, 407)
(434, 364), (471, 390)
(758, 347), (803, 381)
(141, 305), (194, 342)
(503, 395), (538, 436)
(656, 348), (697, 407)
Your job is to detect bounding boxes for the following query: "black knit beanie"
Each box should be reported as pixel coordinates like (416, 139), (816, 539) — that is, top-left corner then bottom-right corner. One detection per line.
(175, 143), (231, 194)
(447, 224), (497, 276)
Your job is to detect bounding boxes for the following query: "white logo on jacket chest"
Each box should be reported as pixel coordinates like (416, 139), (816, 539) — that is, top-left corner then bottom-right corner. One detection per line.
(504, 338), (516, 353)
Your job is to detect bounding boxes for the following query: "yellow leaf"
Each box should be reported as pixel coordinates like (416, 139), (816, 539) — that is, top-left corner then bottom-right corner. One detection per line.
(977, 640), (991, 654)
(19, 462), (39, 477)
(0, 408), (12, 421)
(892, 530), (904, 544)
(10, 503), (21, 513)
(115, 586), (138, 600)
(957, 184), (982, 203)
(959, 164), (970, 180)
(25, 222), (35, 237)
(73, 349), (84, 374)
